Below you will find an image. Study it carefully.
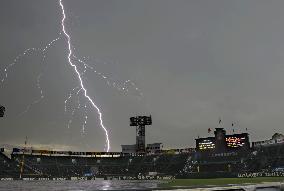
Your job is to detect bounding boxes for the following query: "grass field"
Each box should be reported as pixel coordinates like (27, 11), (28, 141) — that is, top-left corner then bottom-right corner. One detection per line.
(161, 177), (284, 187)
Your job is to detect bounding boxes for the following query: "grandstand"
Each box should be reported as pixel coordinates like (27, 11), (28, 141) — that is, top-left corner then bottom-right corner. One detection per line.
(9, 151), (190, 179)
(0, 149), (47, 179)
(247, 140), (284, 172)
(0, 151), (19, 178)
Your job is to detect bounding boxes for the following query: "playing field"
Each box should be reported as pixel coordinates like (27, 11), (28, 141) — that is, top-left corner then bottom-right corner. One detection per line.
(162, 177), (284, 187)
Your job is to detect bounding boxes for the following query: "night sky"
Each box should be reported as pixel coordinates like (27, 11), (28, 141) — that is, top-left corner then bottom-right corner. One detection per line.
(1, 0), (284, 151)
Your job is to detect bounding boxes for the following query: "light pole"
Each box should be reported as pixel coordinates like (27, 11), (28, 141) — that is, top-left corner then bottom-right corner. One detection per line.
(0, 105), (5, 117)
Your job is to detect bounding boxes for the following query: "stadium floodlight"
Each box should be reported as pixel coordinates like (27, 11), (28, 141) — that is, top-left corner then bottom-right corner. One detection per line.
(0, 105), (5, 117)
(130, 117), (138, 126)
(130, 116), (152, 126)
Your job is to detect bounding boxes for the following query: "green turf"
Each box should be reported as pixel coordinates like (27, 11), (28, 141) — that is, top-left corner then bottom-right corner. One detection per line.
(161, 177), (284, 187)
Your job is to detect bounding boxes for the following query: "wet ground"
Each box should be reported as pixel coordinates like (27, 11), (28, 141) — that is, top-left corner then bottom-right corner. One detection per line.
(0, 180), (163, 191)
(0, 180), (282, 191)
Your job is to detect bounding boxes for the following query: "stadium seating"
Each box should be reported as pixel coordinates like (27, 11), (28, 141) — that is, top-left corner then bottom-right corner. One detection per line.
(0, 152), (20, 178)
(1, 143), (283, 179)
(9, 153), (189, 178)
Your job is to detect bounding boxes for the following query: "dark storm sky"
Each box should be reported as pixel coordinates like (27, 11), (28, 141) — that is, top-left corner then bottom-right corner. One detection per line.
(1, 0), (284, 151)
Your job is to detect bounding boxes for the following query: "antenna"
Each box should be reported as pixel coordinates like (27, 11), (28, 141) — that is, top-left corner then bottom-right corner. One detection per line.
(20, 136), (28, 179)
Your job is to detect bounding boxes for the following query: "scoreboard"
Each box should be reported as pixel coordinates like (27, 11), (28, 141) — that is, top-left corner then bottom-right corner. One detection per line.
(225, 133), (249, 149)
(196, 132), (249, 152)
(226, 137), (245, 148)
(196, 138), (215, 151)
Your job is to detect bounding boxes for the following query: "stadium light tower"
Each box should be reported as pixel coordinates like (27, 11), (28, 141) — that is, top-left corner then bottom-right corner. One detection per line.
(130, 115), (152, 153)
(0, 105), (5, 117)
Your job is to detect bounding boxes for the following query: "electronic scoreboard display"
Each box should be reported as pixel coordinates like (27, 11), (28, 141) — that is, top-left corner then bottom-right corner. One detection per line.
(197, 138), (215, 150)
(196, 131), (249, 152)
(225, 134), (248, 149)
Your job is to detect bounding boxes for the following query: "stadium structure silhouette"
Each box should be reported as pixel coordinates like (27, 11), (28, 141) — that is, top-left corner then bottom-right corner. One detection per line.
(0, 114), (284, 180)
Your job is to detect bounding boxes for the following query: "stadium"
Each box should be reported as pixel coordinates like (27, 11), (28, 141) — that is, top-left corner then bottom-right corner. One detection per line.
(0, 113), (284, 180)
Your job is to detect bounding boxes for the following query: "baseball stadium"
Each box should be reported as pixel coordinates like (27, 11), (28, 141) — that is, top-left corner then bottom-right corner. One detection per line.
(0, 113), (284, 182)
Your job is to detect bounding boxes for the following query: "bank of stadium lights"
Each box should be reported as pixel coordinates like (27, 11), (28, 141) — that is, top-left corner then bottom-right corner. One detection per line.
(130, 116), (152, 126)
(0, 105), (5, 117)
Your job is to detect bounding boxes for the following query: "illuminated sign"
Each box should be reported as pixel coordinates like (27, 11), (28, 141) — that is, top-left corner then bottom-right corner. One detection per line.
(226, 136), (246, 148)
(198, 139), (215, 150)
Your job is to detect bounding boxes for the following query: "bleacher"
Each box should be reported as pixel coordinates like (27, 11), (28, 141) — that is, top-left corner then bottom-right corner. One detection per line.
(245, 143), (284, 172)
(10, 153), (189, 178)
(177, 143), (284, 178)
(1, 140), (283, 179)
(0, 152), (20, 178)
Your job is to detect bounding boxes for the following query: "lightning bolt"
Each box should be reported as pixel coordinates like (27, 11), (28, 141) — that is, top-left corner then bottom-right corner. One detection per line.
(59, 0), (110, 152)
(2, 0), (143, 152)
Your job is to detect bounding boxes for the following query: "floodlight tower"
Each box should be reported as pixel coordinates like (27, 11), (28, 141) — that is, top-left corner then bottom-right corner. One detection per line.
(130, 115), (152, 153)
(0, 105), (5, 117)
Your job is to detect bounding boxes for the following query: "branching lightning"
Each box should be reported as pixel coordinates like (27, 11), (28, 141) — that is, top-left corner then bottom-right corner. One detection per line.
(20, 36), (61, 116)
(1, 36), (61, 85)
(73, 55), (143, 98)
(1, 0), (144, 152)
(64, 86), (80, 113)
(19, 73), (44, 116)
(59, 0), (110, 151)
(67, 88), (82, 129)
(1, 48), (39, 83)
(82, 103), (88, 135)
